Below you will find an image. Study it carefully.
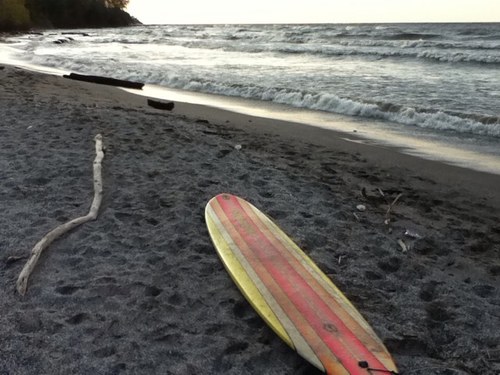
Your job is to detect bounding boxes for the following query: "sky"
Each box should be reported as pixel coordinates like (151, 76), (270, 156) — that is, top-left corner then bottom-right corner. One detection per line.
(126, 0), (500, 24)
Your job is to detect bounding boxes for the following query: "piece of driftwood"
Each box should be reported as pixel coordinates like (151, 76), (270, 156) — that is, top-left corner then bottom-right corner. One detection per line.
(16, 134), (105, 296)
(62, 32), (90, 37)
(386, 193), (402, 217)
(397, 239), (408, 252)
(147, 99), (175, 111)
(63, 73), (144, 90)
(384, 193), (403, 225)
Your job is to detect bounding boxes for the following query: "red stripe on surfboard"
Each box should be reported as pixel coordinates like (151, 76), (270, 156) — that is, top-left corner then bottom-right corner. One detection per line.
(214, 194), (389, 374)
(236, 198), (384, 348)
(235, 199), (383, 349)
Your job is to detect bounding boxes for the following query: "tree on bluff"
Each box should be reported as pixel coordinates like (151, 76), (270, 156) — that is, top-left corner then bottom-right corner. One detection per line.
(24, 0), (136, 28)
(0, 0), (31, 31)
(1, 0), (136, 30)
(104, 0), (129, 8)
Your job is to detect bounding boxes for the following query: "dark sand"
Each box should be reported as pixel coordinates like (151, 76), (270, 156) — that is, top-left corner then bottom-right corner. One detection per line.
(1, 65), (499, 374)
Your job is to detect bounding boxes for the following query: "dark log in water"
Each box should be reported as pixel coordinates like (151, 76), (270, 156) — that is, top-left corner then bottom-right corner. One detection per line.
(63, 73), (144, 90)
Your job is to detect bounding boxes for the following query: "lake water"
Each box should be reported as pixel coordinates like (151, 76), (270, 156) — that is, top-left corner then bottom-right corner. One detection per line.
(2, 23), (499, 174)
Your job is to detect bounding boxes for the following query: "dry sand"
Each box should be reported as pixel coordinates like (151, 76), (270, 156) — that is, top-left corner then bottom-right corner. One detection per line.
(0, 65), (499, 374)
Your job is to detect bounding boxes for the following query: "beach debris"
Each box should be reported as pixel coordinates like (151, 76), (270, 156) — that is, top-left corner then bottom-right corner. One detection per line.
(353, 212), (361, 222)
(356, 204), (366, 212)
(397, 239), (408, 253)
(384, 193), (403, 225)
(234, 144), (242, 150)
(16, 134), (105, 296)
(62, 32), (90, 37)
(63, 72), (144, 90)
(405, 229), (422, 239)
(147, 99), (175, 111)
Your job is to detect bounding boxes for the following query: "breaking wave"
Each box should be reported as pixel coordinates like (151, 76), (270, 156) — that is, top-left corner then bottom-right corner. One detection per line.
(153, 77), (500, 138)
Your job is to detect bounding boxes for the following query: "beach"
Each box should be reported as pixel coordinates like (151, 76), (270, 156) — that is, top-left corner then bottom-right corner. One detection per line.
(1, 65), (499, 374)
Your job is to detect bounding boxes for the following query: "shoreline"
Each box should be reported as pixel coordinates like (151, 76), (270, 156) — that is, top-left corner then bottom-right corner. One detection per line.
(2, 42), (500, 178)
(134, 83), (500, 177)
(1, 65), (499, 374)
(130, 77), (500, 210)
(168, 97), (500, 209)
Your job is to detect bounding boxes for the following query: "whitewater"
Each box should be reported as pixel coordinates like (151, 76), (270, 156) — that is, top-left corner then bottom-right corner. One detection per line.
(1, 23), (499, 173)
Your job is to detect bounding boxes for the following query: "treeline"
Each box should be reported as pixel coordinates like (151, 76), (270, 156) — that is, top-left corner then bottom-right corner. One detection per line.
(0, 0), (30, 30)
(0, 0), (139, 31)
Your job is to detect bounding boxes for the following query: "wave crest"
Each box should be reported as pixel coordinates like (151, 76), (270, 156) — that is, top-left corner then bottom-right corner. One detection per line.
(154, 76), (500, 137)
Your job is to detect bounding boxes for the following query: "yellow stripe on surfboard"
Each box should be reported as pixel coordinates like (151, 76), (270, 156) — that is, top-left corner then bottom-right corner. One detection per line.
(205, 207), (293, 346)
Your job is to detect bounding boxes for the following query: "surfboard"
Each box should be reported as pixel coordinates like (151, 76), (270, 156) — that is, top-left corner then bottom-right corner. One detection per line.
(205, 193), (398, 375)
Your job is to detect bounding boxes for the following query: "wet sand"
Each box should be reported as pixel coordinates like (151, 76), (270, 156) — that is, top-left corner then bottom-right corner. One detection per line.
(1, 65), (499, 374)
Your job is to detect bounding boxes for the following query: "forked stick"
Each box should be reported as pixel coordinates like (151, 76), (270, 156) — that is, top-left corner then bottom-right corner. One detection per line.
(384, 193), (403, 225)
(16, 134), (104, 295)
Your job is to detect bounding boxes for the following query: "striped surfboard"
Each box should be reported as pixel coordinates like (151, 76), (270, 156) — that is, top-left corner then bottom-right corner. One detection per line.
(205, 194), (398, 375)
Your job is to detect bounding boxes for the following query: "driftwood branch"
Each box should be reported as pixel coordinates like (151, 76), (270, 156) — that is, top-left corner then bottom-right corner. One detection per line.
(16, 134), (105, 296)
(384, 193), (403, 225)
(63, 73), (144, 90)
